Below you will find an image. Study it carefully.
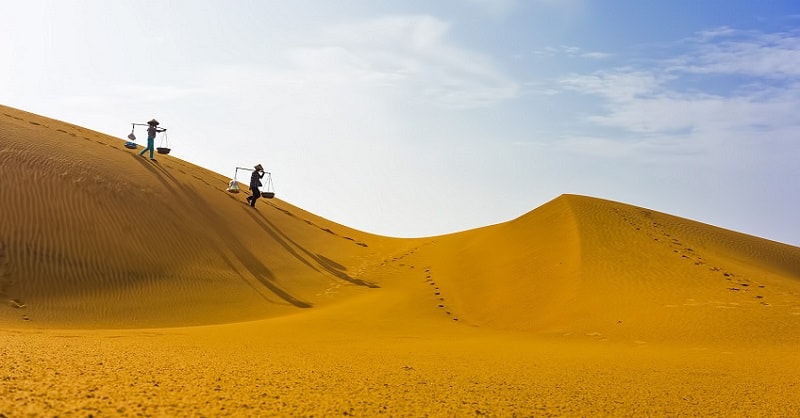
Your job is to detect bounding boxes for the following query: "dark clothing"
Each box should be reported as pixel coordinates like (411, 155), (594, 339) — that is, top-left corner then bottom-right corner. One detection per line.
(250, 170), (264, 188)
(248, 170), (265, 207)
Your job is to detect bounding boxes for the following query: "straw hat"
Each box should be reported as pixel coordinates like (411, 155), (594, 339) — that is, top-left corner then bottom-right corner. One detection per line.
(147, 119), (160, 126)
(254, 164), (263, 171)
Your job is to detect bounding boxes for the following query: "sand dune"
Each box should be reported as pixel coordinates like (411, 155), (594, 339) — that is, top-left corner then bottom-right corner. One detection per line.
(425, 194), (800, 345)
(1, 104), (799, 416)
(0, 105), (400, 328)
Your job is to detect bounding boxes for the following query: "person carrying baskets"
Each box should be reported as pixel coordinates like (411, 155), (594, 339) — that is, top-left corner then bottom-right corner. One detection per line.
(139, 119), (166, 160)
(246, 164), (266, 208)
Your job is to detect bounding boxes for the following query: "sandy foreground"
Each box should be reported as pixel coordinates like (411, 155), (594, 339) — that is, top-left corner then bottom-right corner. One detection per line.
(1, 105), (799, 416)
(2, 318), (799, 416)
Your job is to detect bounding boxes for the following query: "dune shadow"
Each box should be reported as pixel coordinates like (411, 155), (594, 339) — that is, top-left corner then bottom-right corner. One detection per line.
(131, 154), (179, 195)
(136, 159), (312, 309)
(242, 208), (320, 273)
(266, 204), (368, 247)
(316, 255), (345, 271)
(248, 210), (379, 289)
(315, 253), (379, 288)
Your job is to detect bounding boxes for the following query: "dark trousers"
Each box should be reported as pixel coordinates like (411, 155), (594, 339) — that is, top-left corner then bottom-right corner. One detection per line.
(249, 186), (261, 207)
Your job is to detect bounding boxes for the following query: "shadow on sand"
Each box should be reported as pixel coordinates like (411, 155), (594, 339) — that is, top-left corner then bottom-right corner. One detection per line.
(133, 154), (312, 308)
(244, 208), (379, 289)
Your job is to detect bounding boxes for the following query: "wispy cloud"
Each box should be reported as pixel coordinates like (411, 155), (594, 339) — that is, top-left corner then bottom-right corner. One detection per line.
(557, 28), (800, 156)
(581, 51), (613, 59)
(531, 45), (613, 59)
(673, 27), (800, 78)
(288, 15), (520, 108)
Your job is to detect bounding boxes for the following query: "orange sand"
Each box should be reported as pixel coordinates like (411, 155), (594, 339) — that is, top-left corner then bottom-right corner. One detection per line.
(1, 104), (799, 416)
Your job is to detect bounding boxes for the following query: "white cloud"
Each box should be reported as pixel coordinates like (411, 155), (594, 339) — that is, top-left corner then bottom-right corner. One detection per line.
(560, 71), (667, 103)
(558, 29), (800, 149)
(581, 51), (613, 59)
(531, 45), (612, 60)
(303, 15), (519, 108)
(675, 28), (800, 78)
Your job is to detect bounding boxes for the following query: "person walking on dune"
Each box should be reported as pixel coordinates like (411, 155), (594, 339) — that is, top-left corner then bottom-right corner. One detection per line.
(246, 164), (265, 208)
(139, 119), (166, 160)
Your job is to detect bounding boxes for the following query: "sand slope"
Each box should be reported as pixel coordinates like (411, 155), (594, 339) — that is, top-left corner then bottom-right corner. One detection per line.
(421, 194), (800, 345)
(0, 105), (411, 328)
(1, 104), (799, 416)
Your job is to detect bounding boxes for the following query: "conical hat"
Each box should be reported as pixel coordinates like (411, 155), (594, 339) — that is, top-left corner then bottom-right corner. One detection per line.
(147, 119), (160, 126)
(254, 164), (263, 171)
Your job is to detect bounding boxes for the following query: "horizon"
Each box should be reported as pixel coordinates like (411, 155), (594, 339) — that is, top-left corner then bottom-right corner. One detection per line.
(2, 0), (799, 246)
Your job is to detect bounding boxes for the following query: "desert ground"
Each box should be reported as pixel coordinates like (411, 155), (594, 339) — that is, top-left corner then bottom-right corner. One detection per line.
(1, 104), (799, 416)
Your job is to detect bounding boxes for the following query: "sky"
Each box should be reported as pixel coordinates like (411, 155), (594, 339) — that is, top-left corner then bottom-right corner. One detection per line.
(2, 0), (800, 246)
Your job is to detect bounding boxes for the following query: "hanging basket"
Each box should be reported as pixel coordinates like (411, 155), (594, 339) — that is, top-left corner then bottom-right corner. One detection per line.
(261, 171), (276, 198)
(226, 167), (276, 198)
(156, 130), (170, 154)
(124, 142), (137, 149)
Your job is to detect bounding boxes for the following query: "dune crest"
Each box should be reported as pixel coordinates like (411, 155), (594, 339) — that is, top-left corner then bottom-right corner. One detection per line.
(395, 194), (800, 346)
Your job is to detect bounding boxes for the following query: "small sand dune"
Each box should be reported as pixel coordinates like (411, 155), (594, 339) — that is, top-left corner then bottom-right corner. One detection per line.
(1, 104), (799, 416)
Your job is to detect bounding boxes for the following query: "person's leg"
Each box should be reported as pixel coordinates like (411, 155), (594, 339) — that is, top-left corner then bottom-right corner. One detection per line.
(140, 137), (153, 156)
(148, 138), (155, 159)
(250, 188), (260, 207)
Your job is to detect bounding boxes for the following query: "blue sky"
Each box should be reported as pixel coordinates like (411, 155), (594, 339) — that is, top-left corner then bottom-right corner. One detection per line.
(2, 1), (799, 245)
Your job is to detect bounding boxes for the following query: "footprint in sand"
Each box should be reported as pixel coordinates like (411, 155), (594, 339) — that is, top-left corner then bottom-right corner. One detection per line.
(424, 269), (459, 322)
(9, 299), (26, 309)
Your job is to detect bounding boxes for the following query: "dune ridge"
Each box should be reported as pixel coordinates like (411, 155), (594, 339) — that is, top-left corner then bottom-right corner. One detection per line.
(2, 104), (799, 416)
